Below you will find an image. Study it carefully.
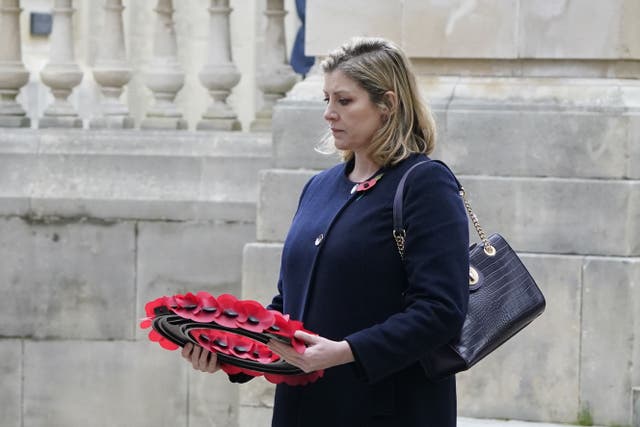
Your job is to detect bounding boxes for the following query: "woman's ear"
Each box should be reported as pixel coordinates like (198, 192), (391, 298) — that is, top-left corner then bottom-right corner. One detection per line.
(383, 91), (398, 114)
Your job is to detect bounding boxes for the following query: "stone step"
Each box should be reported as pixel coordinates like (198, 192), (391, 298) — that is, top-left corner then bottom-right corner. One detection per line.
(273, 74), (640, 179)
(241, 242), (283, 304)
(0, 129), (272, 221)
(256, 169), (317, 242)
(458, 418), (605, 427)
(255, 168), (639, 257)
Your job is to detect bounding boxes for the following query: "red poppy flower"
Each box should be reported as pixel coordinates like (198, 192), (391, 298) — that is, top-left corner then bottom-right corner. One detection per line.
(148, 328), (179, 350)
(267, 311), (303, 339)
(193, 329), (233, 354)
(290, 328), (318, 354)
(169, 292), (202, 320)
(214, 294), (248, 328)
(236, 300), (275, 333)
(249, 342), (280, 364)
(227, 334), (256, 360)
(144, 296), (167, 318)
(219, 363), (264, 378)
(190, 291), (221, 323)
(139, 318), (152, 329)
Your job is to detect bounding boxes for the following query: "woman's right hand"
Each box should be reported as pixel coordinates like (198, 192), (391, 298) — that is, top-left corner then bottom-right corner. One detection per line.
(181, 342), (220, 373)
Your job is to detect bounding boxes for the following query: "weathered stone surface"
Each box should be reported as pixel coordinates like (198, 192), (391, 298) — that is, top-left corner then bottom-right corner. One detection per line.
(241, 243), (283, 304)
(238, 376), (275, 409)
(519, 1), (640, 59)
(275, 75), (640, 179)
(457, 254), (583, 423)
(28, 198), (257, 223)
(0, 130), (271, 221)
(580, 257), (640, 426)
(404, 0), (518, 58)
(630, 115), (640, 179)
(136, 221), (254, 338)
(238, 405), (273, 427)
(634, 387), (640, 427)
(272, 101), (338, 170)
(238, 244), (280, 421)
(256, 169), (317, 242)
(305, 0), (402, 56)
(24, 340), (187, 427)
(460, 177), (639, 256)
(188, 369), (238, 427)
(0, 218), (136, 339)
(435, 110), (635, 179)
(0, 340), (21, 427)
(457, 418), (604, 427)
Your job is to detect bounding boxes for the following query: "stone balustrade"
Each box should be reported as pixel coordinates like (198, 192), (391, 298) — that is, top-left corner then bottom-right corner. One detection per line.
(0, 0), (299, 130)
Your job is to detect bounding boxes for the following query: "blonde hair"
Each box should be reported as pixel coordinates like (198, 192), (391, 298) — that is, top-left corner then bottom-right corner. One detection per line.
(317, 37), (436, 167)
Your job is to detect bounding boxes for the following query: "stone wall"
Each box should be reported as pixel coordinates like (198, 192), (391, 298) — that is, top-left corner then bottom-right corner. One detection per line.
(0, 129), (271, 427)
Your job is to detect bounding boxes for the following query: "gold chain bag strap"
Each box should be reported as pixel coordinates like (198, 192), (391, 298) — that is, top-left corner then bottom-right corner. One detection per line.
(392, 159), (546, 379)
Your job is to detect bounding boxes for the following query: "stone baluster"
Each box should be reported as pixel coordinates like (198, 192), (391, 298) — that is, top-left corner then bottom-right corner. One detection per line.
(0, 0), (30, 127)
(90, 0), (133, 129)
(39, 0), (83, 128)
(141, 0), (187, 130)
(197, 0), (241, 131)
(251, 0), (297, 132)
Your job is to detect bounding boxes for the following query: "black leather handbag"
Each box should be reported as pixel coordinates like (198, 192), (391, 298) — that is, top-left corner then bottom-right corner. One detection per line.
(393, 160), (546, 379)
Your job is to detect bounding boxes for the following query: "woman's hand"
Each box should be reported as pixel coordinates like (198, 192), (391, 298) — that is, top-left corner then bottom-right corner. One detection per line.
(267, 330), (355, 373)
(181, 342), (220, 374)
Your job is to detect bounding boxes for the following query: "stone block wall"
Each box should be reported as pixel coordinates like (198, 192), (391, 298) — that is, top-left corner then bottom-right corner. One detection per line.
(0, 129), (271, 427)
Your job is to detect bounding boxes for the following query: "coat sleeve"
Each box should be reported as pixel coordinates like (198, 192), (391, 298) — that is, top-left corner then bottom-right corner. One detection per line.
(345, 161), (469, 384)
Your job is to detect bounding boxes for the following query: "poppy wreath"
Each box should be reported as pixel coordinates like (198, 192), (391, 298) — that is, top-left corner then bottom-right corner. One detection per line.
(140, 291), (324, 386)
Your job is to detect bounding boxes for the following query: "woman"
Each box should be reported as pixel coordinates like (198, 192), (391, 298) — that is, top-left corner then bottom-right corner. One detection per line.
(183, 37), (469, 427)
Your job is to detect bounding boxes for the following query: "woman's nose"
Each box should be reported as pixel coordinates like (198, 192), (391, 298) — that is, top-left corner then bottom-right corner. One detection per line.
(323, 105), (337, 122)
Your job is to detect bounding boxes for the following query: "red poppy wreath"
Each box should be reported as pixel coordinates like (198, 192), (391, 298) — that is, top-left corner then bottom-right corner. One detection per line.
(140, 291), (324, 386)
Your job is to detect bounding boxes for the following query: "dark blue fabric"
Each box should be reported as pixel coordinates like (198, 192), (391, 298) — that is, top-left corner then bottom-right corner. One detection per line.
(268, 153), (469, 427)
(290, 0), (314, 76)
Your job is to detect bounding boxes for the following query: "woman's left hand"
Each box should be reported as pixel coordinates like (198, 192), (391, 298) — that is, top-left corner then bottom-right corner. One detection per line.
(267, 330), (355, 373)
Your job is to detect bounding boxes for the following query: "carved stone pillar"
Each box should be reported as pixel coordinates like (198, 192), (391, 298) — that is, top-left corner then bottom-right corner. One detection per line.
(39, 0), (83, 128)
(90, 0), (134, 129)
(141, 0), (187, 130)
(197, 0), (241, 131)
(0, 0), (30, 127)
(251, 0), (297, 132)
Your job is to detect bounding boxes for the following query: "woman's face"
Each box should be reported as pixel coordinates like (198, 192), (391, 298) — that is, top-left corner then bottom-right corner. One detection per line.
(323, 70), (385, 154)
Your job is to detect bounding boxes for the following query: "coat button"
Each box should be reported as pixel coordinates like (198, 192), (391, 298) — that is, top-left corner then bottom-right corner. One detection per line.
(314, 234), (324, 246)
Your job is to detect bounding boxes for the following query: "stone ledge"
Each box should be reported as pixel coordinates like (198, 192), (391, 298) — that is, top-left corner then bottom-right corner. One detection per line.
(0, 196), (258, 223)
(276, 75), (640, 178)
(255, 167), (640, 256)
(0, 129), (272, 222)
(256, 169), (318, 242)
(461, 175), (639, 256)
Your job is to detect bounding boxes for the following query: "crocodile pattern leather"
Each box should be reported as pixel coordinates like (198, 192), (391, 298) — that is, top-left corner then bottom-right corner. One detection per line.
(423, 233), (546, 379)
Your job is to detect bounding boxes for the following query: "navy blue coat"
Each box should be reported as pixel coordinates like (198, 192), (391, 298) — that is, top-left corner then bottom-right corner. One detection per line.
(268, 154), (469, 427)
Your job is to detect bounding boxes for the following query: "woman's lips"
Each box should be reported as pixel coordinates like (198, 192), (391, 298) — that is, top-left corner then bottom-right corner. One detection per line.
(331, 128), (344, 135)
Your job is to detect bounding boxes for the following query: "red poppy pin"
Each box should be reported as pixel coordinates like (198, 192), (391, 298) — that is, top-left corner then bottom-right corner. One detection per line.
(350, 173), (384, 194)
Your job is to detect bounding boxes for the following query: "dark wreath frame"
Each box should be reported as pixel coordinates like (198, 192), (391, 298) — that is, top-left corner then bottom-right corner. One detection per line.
(140, 292), (324, 386)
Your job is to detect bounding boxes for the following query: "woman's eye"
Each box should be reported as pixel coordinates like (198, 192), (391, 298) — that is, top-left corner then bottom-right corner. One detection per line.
(323, 97), (329, 104)
(338, 98), (351, 106)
